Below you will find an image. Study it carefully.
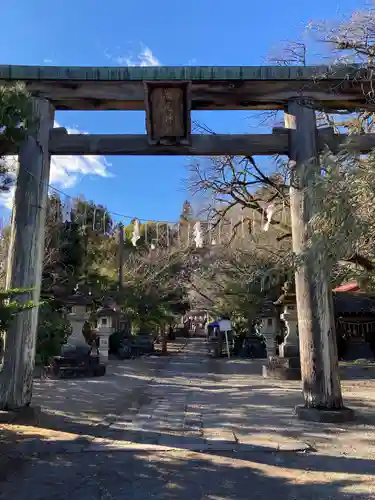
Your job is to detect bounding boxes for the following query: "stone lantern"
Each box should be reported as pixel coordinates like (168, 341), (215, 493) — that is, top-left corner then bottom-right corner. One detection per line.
(94, 306), (117, 363)
(274, 281), (299, 358)
(258, 300), (278, 358)
(66, 293), (93, 347)
(263, 281), (301, 380)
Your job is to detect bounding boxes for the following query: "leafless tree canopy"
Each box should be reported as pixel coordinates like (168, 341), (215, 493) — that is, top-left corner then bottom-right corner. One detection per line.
(185, 4), (375, 305)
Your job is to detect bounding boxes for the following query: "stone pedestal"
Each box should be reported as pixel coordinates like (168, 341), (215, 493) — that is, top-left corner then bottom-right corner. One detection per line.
(262, 299), (301, 380)
(271, 303), (301, 379)
(98, 331), (110, 362)
(279, 304), (299, 358)
(258, 316), (277, 358)
(262, 356), (301, 380)
(259, 302), (283, 376)
(295, 405), (355, 423)
(97, 321), (114, 363)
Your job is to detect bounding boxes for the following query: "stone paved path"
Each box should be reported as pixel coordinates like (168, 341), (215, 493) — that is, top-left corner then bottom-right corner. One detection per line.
(108, 340), (207, 445)
(1, 338), (375, 499)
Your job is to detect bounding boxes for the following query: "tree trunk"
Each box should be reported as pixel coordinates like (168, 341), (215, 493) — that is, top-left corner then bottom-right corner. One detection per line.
(0, 98), (54, 410)
(285, 98), (343, 409)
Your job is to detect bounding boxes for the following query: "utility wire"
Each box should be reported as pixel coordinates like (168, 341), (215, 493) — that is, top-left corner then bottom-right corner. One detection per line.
(14, 166), (184, 225)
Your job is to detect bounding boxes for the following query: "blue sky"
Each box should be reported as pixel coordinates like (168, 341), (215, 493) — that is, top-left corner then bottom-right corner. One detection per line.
(0, 0), (366, 224)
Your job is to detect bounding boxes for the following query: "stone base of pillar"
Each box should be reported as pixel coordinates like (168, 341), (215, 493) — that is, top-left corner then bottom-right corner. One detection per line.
(295, 405), (355, 423)
(0, 405), (41, 424)
(279, 343), (299, 358)
(262, 356), (301, 380)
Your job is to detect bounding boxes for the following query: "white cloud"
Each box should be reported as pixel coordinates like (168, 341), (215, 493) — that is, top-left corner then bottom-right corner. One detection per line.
(0, 122), (112, 210)
(106, 44), (161, 67)
(0, 40), (161, 212)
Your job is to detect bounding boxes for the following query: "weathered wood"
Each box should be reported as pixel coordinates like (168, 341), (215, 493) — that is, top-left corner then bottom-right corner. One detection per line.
(3, 128), (375, 157)
(47, 130), (375, 156)
(47, 133), (289, 156)
(0, 64), (373, 110)
(273, 125), (334, 137)
(145, 82), (191, 144)
(285, 98), (343, 410)
(272, 127), (289, 135)
(0, 98), (54, 410)
(21, 80), (365, 111)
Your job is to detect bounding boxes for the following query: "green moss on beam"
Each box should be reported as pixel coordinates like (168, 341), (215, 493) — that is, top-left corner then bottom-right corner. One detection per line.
(0, 64), (367, 82)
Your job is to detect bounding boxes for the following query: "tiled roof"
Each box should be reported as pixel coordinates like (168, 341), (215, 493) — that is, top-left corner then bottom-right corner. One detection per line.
(333, 281), (360, 293)
(333, 292), (375, 315)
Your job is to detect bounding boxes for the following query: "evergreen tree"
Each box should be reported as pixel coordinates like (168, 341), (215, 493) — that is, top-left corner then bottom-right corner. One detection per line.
(180, 200), (194, 223)
(0, 83), (33, 192)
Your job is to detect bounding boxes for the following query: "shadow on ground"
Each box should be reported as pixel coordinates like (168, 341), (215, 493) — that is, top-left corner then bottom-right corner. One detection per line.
(0, 446), (374, 499)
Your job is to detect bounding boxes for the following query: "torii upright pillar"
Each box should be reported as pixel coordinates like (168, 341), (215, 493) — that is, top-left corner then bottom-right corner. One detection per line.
(0, 98), (54, 411)
(285, 97), (353, 422)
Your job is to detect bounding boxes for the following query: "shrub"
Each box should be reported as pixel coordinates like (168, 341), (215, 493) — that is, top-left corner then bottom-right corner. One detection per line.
(36, 301), (72, 365)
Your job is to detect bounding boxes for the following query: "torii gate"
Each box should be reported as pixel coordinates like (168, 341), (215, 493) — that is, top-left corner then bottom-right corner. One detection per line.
(0, 64), (374, 419)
